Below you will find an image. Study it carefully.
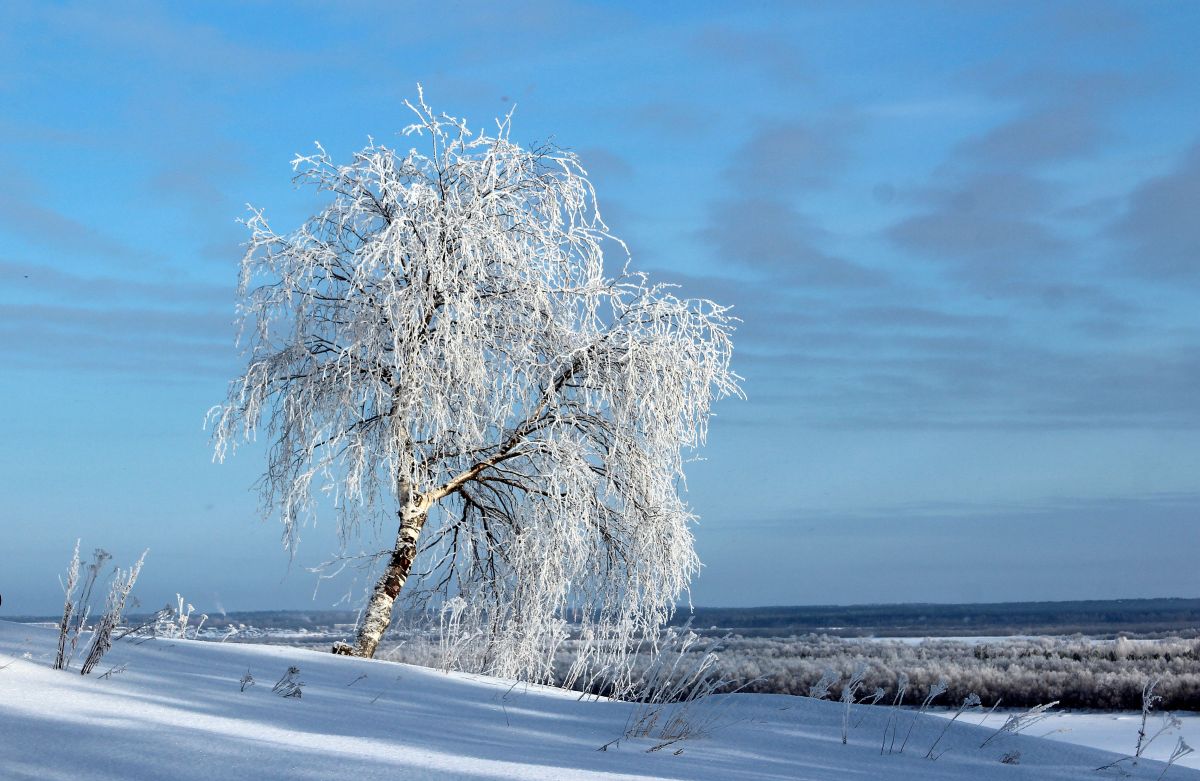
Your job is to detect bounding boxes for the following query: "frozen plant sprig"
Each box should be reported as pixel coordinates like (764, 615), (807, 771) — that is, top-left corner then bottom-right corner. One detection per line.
(979, 700), (1059, 748)
(808, 669), (840, 701)
(177, 595), (195, 638)
(1143, 712), (1185, 759)
(1136, 676), (1164, 762)
(1097, 699), (1185, 775)
(854, 686), (886, 729)
(80, 550), (148, 676)
(841, 662), (867, 745)
(272, 666), (304, 698)
(622, 627), (735, 751)
(1157, 738), (1194, 781)
(53, 540), (81, 670)
(69, 548), (113, 667)
(114, 605), (173, 642)
(926, 692), (981, 759)
(881, 673), (908, 755)
(55, 544), (113, 671)
(898, 678), (947, 754)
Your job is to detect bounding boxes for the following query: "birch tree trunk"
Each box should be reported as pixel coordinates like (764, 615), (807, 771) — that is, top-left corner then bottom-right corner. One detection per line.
(334, 488), (428, 658)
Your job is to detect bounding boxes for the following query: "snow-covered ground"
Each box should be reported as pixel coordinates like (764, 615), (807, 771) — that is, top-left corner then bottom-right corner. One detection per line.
(930, 709), (1200, 771)
(1, 620), (1195, 781)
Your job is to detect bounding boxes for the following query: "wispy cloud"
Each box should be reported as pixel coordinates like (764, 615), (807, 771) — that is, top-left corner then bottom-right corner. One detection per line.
(0, 194), (158, 266)
(1109, 141), (1200, 284)
(0, 261), (235, 380)
(692, 27), (810, 84)
(883, 69), (1132, 299)
(700, 197), (886, 288)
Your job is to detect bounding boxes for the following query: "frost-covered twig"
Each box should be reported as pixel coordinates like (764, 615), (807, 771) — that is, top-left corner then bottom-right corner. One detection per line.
(1157, 738), (1194, 781)
(899, 678), (947, 754)
(99, 663), (127, 679)
(80, 550), (147, 676)
(70, 549), (114, 666)
(272, 666), (304, 698)
(881, 673), (908, 755)
(53, 540), (81, 670)
(808, 669), (839, 701)
(1136, 676), (1165, 762)
(854, 686), (885, 728)
(841, 663), (867, 745)
(979, 697), (1002, 726)
(926, 693), (980, 759)
(1097, 681), (1184, 776)
(114, 606), (172, 642)
(240, 669), (255, 692)
(979, 700), (1059, 748)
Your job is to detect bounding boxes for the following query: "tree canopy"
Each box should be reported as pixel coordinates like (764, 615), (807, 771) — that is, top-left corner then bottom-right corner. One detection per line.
(210, 91), (740, 678)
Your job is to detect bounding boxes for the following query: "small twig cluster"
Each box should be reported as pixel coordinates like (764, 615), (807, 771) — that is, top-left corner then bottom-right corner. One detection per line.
(619, 628), (735, 753)
(53, 540), (147, 676)
(54, 542), (112, 670)
(272, 666), (304, 698)
(240, 669), (255, 692)
(80, 551), (148, 676)
(1096, 676), (1187, 776)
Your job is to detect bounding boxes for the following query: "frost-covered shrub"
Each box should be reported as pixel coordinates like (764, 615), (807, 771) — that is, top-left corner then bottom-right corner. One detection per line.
(646, 633), (1200, 709)
(150, 595), (209, 640)
(380, 624), (1200, 710)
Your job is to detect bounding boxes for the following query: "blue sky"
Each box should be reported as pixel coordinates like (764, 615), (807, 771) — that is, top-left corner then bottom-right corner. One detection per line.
(1, 1), (1197, 615)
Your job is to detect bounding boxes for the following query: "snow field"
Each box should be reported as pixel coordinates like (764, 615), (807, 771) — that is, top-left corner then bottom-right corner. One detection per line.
(1, 620), (1195, 781)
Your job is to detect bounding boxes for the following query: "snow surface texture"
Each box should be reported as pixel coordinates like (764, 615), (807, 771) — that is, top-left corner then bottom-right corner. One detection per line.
(0, 620), (1195, 781)
(930, 710), (1200, 771)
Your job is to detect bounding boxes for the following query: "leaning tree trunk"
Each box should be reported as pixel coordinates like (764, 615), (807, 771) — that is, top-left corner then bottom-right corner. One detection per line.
(334, 488), (428, 659)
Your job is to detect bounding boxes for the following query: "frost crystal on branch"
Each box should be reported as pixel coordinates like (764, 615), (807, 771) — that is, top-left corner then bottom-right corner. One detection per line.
(209, 89), (741, 676)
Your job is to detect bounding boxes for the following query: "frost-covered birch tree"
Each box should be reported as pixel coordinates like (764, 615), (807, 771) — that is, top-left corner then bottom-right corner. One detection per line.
(209, 91), (740, 675)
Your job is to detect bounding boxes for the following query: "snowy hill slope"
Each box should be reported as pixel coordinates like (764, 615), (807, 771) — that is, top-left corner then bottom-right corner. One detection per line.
(0, 620), (1194, 781)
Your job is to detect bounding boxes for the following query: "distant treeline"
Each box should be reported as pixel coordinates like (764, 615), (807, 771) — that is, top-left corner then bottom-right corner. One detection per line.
(704, 634), (1200, 710)
(380, 631), (1200, 711)
(668, 598), (1200, 638)
(15, 596), (1200, 638)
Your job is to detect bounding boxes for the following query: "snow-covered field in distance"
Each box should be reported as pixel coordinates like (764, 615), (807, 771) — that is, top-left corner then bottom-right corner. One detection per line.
(1, 620), (1196, 781)
(928, 709), (1200, 771)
